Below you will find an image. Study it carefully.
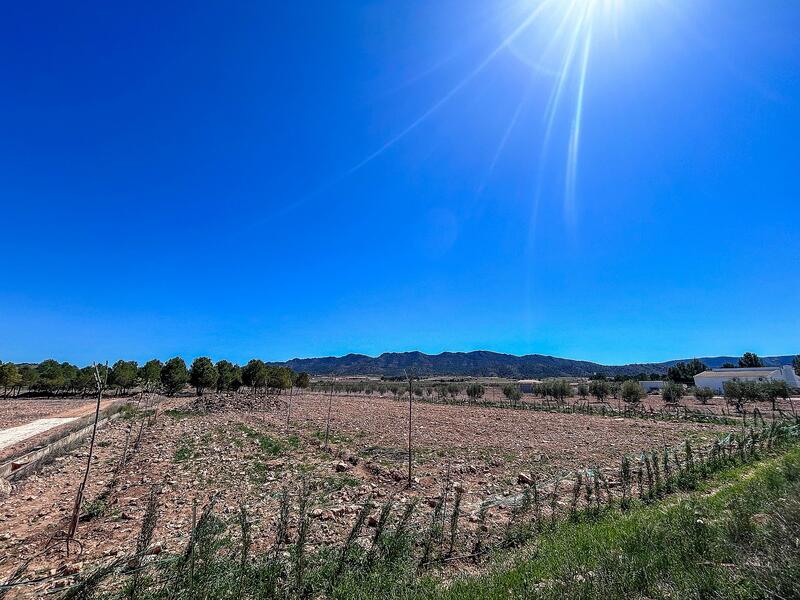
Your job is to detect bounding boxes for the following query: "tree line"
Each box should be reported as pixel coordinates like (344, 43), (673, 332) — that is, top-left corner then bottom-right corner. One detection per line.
(0, 357), (310, 397)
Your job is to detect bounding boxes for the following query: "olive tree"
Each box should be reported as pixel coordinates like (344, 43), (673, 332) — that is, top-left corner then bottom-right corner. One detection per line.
(160, 357), (189, 396)
(621, 379), (645, 403)
(764, 380), (790, 412)
(589, 379), (610, 403)
(189, 357), (218, 396)
(466, 383), (485, 403)
(693, 386), (715, 405)
(723, 380), (748, 412)
(502, 383), (522, 406)
(661, 381), (685, 404)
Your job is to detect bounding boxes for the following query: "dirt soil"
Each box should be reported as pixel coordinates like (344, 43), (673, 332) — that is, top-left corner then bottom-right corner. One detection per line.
(0, 397), (119, 429)
(0, 392), (729, 597)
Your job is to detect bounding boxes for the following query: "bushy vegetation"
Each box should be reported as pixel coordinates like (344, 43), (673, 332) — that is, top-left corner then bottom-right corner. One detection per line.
(661, 381), (685, 404)
(693, 385), (715, 404)
(620, 379), (645, 403)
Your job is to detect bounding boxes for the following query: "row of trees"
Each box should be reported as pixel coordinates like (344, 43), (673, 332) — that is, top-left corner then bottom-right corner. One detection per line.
(723, 379), (791, 411)
(0, 358), (310, 397)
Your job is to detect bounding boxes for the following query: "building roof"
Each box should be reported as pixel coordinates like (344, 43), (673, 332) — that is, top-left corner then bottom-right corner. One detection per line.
(695, 368), (780, 379)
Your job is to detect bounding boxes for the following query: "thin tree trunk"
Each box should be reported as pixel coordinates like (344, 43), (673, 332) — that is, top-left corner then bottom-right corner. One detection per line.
(66, 361), (106, 554)
(286, 385), (294, 428)
(324, 381), (334, 450)
(406, 371), (413, 487)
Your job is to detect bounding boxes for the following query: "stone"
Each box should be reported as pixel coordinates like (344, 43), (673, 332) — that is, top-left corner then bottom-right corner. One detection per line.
(517, 472), (533, 485)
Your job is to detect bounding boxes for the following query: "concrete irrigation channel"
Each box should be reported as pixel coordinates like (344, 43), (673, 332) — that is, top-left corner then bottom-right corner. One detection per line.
(0, 400), (131, 483)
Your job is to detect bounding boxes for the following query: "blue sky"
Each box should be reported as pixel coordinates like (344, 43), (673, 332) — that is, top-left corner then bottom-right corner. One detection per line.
(1, 1), (799, 366)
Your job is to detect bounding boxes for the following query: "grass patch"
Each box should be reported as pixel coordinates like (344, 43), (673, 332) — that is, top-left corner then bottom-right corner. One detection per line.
(313, 429), (353, 445)
(238, 423), (286, 456)
(322, 473), (361, 494)
(164, 408), (204, 419)
(174, 441), (198, 462)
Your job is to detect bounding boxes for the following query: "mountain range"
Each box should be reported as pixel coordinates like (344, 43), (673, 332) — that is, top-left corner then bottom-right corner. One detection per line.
(276, 351), (797, 379)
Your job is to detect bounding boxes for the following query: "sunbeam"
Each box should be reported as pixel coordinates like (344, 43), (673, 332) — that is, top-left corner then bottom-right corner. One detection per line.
(347, 0), (558, 175)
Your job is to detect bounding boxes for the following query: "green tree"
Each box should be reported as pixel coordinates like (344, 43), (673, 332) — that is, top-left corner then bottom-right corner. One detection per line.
(36, 359), (67, 394)
(138, 360), (163, 392)
(738, 352), (763, 368)
(723, 380), (744, 411)
(19, 365), (38, 392)
(109, 360), (138, 394)
(295, 372), (310, 389)
(242, 359), (268, 393)
(502, 383), (522, 406)
(661, 381), (685, 404)
(577, 383), (589, 401)
(721, 362), (736, 369)
(0, 363), (22, 397)
(693, 386), (715, 405)
(72, 366), (97, 397)
(215, 360), (242, 392)
(466, 383), (485, 403)
(589, 379), (610, 403)
(764, 380), (790, 412)
(189, 357), (218, 396)
(267, 366), (293, 392)
(667, 359), (708, 385)
(160, 357), (189, 396)
(621, 379), (645, 403)
(551, 379), (572, 403)
(793, 355), (800, 377)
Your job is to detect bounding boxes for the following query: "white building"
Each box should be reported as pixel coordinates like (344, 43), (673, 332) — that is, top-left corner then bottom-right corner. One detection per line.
(693, 366), (800, 393)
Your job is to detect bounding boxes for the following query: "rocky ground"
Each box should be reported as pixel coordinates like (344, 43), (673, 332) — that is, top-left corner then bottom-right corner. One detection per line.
(0, 392), (730, 597)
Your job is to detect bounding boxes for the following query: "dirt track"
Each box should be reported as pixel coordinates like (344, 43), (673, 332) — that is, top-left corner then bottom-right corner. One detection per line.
(0, 418), (78, 451)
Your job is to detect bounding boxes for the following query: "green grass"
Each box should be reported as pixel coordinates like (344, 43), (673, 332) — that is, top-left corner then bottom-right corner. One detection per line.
(164, 408), (203, 419)
(238, 423), (286, 456)
(174, 441), (198, 462)
(433, 446), (800, 600)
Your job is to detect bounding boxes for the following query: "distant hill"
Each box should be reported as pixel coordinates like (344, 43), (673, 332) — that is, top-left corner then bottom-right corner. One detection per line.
(276, 351), (797, 378)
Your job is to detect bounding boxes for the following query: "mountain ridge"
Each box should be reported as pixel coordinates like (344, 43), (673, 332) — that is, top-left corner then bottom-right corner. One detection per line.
(274, 351), (797, 378)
